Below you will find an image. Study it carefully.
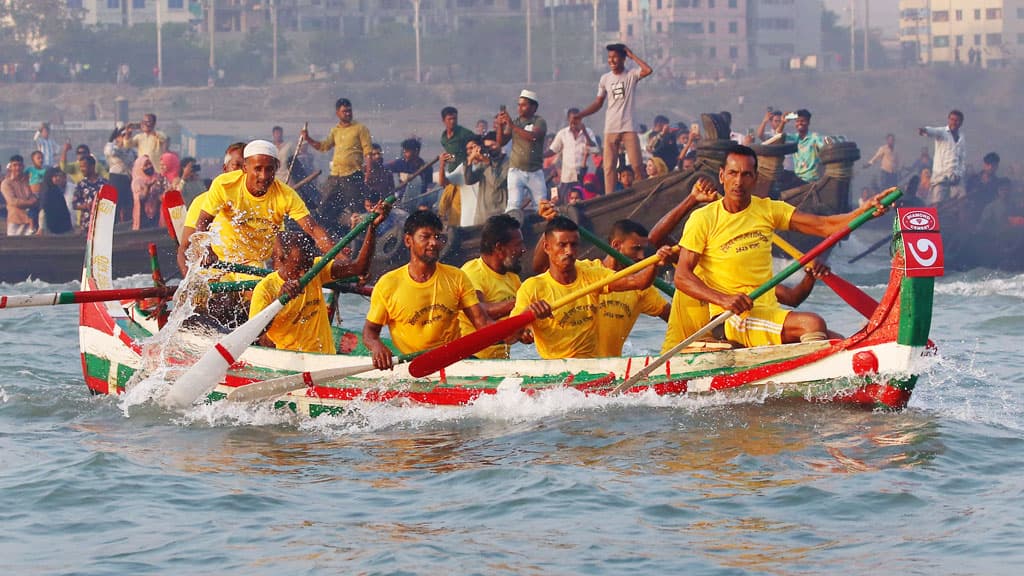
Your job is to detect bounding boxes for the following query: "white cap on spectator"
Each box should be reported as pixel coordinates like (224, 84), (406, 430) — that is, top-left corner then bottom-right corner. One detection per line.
(519, 89), (538, 104)
(243, 139), (278, 159)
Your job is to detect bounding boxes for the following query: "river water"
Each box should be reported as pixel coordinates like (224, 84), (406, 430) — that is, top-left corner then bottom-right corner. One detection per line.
(1, 237), (1022, 575)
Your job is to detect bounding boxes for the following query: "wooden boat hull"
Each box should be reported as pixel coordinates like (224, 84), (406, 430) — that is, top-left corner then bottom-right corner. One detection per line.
(79, 186), (942, 415)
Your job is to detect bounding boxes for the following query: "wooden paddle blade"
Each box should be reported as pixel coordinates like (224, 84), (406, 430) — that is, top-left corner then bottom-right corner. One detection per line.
(165, 299), (284, 408)
(408, 311), (537, 378)
(225, 363), (376, 403)
(819, 273), (878, 318)
(162, 189), (186, 245)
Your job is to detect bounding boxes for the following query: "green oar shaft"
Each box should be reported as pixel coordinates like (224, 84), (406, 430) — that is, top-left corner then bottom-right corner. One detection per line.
(578, 226), (675, 297)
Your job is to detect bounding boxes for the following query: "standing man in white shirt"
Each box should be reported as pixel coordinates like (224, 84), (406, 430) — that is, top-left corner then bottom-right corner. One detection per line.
(573, 43), (653, 199)
(33, 123), (59, 167)
(919, 109), (966, 203)
(547, 107), (598, 203)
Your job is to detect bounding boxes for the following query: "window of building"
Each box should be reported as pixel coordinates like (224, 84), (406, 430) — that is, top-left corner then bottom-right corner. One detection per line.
(729, 46), (738, 59)
(67, 0), (82, 7)
(168, 0), (183, 8)
(955, 10), (962, 21)
(673, 21), (704, 34)
(932, 11), (948, 22)
(986, 33), (1002, 46)
(657, 0), (662, 9)
(933, 36), (949, 48)
(627, 0), (632, 12)
(986, 8), (1002, 20)
(974, 34), (981, 46)
(709, 0), (715, 8)
(974, 9), (981, 20)
(956, 35), (963, 47)
(657, 21), (663, 33)
(729, 0), (737, 8)
(107, 0), (118, 7)
(709, 46), (717, 59)
(132, 0), (144, 8)
(729, 21), (737, 33)
(1019, 8), (1024, 19)
(1019, 33), (1024, 44)
(627, 24), (633, 37)
(709, 21), (716, 34)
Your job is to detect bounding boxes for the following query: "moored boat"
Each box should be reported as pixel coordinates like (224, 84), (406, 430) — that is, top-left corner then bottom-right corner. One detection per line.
(79, 185), (944, 415)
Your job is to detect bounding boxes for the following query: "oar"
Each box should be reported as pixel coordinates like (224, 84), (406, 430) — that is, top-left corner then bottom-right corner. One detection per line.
(772, 234), (879, 318)
(165, 195), (398, 409)
(408, 248), (677, 378)
(224, 352), (418, 403)
(285, 122), (308, 185)
(577, 226), (675, 297)
(162, 189), (186, 245)
(0, 280), (272, 310)
(610, 188), (903, 395)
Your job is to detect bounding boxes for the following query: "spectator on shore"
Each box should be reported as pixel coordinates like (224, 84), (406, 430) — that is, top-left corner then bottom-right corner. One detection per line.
(73, 154), (109, 234)
(864, 133), (900, 189)
(780, 109), (826, 183)
(919, 109), (966, 204)
(2, 155), (38, 236)
(130, 113), (168, 161)
(26, 151), (47, 194)
(39, 167), (73, 234)
(104, 124), (137, 223)
(175, 157), (205, 205)
(33, 123), (58, 167)
(131, 155), (168, 230)
(160, 151), (180, 187)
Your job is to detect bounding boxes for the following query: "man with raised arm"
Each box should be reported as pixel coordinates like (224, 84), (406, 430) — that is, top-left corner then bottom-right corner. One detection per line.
(919, 109), (966, 203)
(302, 98), (373, 234)
(364, 210), (491, 371)
(573, 43), (653, 199)
(497, 89), (548, 216)
(672, 145), (886, 349)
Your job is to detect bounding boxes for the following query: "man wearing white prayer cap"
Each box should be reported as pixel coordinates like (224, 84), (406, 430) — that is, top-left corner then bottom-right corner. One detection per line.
(496, 89), (548, 218)
(181, 139), (335, 276)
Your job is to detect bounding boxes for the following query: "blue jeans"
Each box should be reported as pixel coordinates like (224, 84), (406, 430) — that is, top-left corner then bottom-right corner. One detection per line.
(506, 167), (547, 213)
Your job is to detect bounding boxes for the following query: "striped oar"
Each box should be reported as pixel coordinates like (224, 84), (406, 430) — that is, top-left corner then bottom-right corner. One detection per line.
(610, 188), (903, 395)
(772, 235), (879, 318)
(0, 281), (265, 310)
(225, 352), (419, 403)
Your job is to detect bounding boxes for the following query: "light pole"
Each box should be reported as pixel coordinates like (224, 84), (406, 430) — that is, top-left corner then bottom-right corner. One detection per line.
(271, 0), (278, 81)
(592, 0), (599, 69)
(526, 0), (533, 83)
(414, 0), (422, 83)
(849, 0), (856, 72)
(863, 0), (870, 71)
(156, 0), (163, 86)
(550, 1), (556, 81)
(208, 0), (216, 72)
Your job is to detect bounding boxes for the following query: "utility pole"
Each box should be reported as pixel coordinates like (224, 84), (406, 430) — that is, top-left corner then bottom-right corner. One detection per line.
(156, 0), (163, 86)
(526, 0), (533, 84)
(863, 0), (870, 71)
(271, 0), (278, 81)
(592, 0), (599, 69)
(550, 2), (556, 81)
(849, 0), (856, 73)
(414, 0), (422, 83)
(208, 0), (216, 72)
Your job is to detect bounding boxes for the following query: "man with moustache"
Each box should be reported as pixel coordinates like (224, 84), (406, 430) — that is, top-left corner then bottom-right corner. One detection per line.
(458, 214), (528, 360)
(672, 145), (887, 348)
(364, 210), (491, 370)
(510, 216), (671, 360)
(184, 140), (335, 275)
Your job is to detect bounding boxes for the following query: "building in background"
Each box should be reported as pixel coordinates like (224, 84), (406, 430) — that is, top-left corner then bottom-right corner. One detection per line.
(748, 0), (822, 72)
(74, 0), (197, 27)
(898, 0), (1024, 68)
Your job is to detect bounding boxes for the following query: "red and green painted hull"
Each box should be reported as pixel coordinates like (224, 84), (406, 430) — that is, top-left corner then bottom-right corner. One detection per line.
(79, 186), (940, 415)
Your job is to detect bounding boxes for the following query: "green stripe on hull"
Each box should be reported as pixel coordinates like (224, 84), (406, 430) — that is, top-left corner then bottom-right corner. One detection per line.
(83, 351), (138, 392)
(898, 277), (934, 348)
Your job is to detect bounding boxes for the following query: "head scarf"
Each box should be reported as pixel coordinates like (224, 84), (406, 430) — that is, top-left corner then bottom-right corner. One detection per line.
(160, 151), (180, 182)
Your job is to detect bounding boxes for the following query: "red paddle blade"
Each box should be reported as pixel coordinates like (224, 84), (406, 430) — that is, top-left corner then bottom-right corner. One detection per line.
(820, 273), (879, 319)
(408, 311), (537, 378)
(162, 189), (186, 244)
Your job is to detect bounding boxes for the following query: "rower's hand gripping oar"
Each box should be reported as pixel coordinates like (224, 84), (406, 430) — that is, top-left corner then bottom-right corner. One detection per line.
(165, 195), (398, 409)
(610, 188), (903, 395)
(225, 352), (419, 403)
(771, 234), (879, 319)
(408, 247), (678, 378)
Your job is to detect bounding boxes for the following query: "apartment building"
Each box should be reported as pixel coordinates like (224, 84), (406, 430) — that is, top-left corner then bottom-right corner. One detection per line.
(899, 0), (1024, 67)
(72, 0), (197, 27)
(748, 0), (822, 71)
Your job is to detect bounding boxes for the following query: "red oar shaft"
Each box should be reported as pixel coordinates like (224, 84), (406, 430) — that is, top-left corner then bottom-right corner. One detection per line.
(0, 286), (176, 309)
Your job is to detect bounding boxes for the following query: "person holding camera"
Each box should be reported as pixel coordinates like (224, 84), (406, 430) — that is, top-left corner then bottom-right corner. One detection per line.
(104, 123), (137, 223)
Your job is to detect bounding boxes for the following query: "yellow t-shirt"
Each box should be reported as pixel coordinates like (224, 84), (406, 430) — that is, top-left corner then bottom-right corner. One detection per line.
(184, 191), (227, 259)
(459, 257), (522, 359)
(597, 284), (668, 357)
(321, 122), (372, 177)
(511, 263), (613, 359)
(200, 170), (311, 265)
(366, 264), (480, 355)
(662, 291), (711, 354)
(680, 196), (794, 313)
(249, 259), (336, 354)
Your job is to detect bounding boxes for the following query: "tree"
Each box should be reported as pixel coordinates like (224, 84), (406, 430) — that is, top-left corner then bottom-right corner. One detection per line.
(0, 0), (83, 50)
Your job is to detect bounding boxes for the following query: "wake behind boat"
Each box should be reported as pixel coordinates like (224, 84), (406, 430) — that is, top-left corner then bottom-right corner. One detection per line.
(78, 183), (943, 414)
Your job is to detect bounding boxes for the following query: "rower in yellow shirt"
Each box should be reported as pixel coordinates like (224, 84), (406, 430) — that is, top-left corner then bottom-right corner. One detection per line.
(249, 202), (387, 354)
(458, 214), (529, 359)
(364, 210), (491, 370)
(511, 216), (672, 359)
(176, 142), (245, 275)
(184, 139), (335, 275)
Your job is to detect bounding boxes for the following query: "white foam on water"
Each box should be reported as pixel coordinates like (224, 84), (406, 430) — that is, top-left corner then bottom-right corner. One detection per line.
(935, 273), (1024, 299)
